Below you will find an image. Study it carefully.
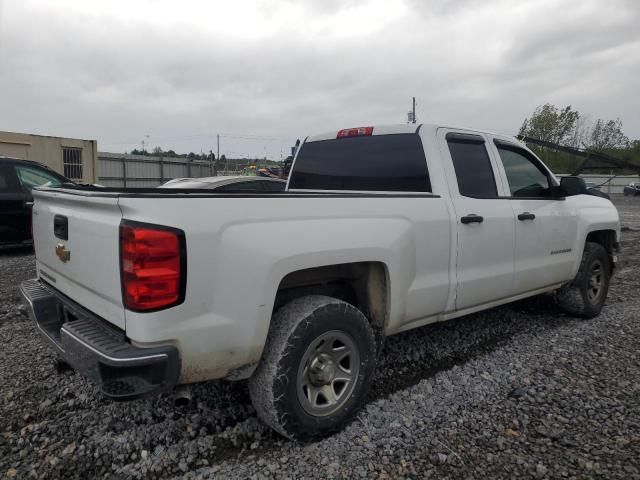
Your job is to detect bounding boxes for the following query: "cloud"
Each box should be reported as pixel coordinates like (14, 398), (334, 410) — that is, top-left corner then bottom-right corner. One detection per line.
(0, 0), (638, 158)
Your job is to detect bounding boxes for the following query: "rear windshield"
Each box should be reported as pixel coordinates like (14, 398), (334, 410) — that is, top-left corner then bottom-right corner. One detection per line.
(289, 134), (431, 192)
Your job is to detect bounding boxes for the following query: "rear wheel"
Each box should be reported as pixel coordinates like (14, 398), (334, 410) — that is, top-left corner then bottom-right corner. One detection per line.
(249, 295), (377, 440)
(556, 242), (610, 318)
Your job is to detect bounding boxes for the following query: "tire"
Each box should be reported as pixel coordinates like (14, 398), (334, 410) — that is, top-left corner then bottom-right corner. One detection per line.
(249, 295), (377, 440)
(556, 242), (611, 318)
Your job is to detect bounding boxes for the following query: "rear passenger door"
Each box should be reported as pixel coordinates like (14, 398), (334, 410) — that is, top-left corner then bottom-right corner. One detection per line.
(438, 130), (516, 311)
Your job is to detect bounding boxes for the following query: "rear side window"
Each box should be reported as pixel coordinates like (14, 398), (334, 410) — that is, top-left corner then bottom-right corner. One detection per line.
(0, 165), (20, 193)
(446, 134), (497, 198)
(289, 134), (431, 192)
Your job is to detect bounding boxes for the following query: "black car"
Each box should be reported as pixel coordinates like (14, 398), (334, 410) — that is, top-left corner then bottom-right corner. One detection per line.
(0, 157), (72, 245)
(623, 182), (640, 196)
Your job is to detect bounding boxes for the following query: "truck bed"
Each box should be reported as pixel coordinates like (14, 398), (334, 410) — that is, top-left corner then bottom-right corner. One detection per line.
(40, 184), (440, 198)
(31, 185), (451, 382)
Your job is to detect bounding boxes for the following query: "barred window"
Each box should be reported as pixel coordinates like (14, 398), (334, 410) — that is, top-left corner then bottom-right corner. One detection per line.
(63, 148), (83, 179)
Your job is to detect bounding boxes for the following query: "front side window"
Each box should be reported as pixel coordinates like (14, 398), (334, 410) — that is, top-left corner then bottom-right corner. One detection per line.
(15, 165), (64, 190)
(447, 134), (497, 198)
(289, 134), (431, 192)
(496, 146), (551, 198)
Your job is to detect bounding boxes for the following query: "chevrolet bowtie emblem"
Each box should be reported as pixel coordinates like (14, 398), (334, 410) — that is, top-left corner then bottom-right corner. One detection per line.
(55, 243), (71, 263)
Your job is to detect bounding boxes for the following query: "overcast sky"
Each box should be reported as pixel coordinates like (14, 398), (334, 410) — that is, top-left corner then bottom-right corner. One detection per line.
(0, 0), (638, 159)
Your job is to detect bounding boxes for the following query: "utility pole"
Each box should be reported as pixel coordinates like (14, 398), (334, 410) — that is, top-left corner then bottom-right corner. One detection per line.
(216, 134), (220, 164)
(412, 97), (416, 124)
(209, 150), (216, 176)
(141, 134), (150, 154)
(407, 98), (417, 124)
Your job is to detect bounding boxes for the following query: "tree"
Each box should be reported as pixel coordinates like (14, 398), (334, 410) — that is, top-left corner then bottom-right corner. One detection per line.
(588, 118), (629, 150)
(519, 104), (581, 147)
(519, 104), (637, 172)
(520, 104), (631, 152)
(152, 146), (163, 156)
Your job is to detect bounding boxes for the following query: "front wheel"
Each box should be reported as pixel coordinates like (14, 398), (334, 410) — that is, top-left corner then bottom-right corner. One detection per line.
(556, 242), (611, 318)
(249, 295), (377, 440)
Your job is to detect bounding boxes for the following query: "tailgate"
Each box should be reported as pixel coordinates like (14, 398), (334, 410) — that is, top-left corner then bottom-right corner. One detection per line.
(32, 189), (125, 330)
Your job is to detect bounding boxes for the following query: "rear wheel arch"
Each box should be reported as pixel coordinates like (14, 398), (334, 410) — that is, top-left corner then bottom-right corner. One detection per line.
(272, 261), (390, 332)
(227, 262), (390, 381)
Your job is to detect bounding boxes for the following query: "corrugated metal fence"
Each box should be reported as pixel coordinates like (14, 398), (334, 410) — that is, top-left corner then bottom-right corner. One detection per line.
(98, 152), (227, 187)
(98, 152), (639, 192)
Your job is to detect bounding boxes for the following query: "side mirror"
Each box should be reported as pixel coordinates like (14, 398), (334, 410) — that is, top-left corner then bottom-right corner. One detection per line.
(559, 176), (587, 197)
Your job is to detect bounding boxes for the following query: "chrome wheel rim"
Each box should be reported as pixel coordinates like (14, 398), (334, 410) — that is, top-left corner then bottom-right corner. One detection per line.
(297, 330), (360, 417)
(587, 260), (604, 304)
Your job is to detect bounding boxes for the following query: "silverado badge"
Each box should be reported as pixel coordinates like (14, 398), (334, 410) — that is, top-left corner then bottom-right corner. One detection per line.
(55, 243), (71, 263)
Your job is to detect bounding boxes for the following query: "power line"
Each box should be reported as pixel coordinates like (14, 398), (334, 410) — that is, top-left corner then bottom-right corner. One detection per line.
(217, 133), (293, 140)
(101, 132), (294, 145)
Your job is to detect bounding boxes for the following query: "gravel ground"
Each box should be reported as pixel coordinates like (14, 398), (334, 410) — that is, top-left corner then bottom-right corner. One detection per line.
(1, 196), (639, 479)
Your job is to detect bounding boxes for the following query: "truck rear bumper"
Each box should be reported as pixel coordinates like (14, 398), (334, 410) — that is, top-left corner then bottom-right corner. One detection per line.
(20, 278), (180, 401)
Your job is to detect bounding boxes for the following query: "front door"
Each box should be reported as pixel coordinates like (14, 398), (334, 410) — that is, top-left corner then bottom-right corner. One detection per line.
(438, 130), (516, 311)
(490, 140), (578, 292)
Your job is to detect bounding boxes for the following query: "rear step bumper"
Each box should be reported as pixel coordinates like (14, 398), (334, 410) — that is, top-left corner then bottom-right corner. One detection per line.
(20, 278), (180, 401)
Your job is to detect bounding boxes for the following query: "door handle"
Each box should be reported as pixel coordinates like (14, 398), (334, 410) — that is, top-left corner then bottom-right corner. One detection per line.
(24, 201), (34, 207)
(517, 212), (535, 221)
(461, 214), (484, 224)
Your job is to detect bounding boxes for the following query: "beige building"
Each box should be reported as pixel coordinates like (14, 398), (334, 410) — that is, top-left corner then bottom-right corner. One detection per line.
(0, 131), (97, 183)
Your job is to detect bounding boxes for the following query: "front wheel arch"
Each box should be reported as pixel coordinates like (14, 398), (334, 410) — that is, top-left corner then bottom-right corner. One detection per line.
(556, 241), (611, 318)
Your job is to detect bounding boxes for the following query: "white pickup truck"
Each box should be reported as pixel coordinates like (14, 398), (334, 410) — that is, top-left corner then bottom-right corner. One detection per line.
(21, 123), (620, 439)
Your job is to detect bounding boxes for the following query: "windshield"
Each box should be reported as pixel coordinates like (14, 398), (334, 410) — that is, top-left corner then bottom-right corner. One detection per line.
(15, 165), (67, 190)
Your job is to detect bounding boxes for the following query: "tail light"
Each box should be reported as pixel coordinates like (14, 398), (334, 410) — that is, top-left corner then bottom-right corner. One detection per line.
(336, 126), (374, 138)
(120, 221), (186, 312)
